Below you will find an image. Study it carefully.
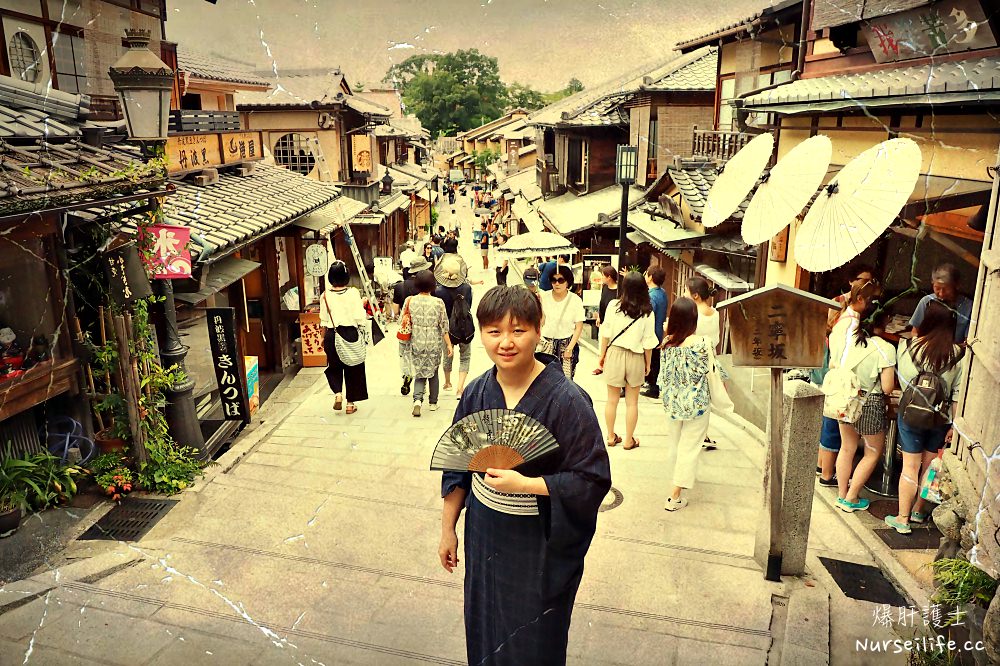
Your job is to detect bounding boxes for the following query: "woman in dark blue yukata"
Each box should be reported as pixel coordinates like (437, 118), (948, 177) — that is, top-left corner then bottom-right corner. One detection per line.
(438, 286), (611, 666)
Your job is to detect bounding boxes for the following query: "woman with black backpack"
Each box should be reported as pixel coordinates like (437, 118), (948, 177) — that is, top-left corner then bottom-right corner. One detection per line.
(435, 255), (476, 398)
(884, 300), (964, 534)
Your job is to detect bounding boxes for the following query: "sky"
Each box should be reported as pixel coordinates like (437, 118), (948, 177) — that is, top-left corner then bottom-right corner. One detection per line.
(165, 0), (774, 92)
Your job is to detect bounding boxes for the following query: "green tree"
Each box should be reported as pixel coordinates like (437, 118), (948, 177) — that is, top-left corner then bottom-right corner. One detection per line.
(566, 77), (584, 94)
(383, 49), (507, 136)
(506, 82), (546, 111)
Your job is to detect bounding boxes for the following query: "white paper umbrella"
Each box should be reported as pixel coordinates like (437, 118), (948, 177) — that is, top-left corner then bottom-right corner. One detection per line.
(497, 231), (577, 259)
(742, 135), (833, 245)
(702, 132), (774, 228)
(794, 137), (922, 273)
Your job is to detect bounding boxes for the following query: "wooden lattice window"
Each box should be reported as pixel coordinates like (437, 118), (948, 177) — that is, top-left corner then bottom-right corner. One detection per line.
(9, 32), (42, 84)
(273, 133), (316, 176)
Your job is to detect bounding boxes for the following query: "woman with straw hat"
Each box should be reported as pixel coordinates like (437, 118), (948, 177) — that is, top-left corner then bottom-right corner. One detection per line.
(435, 254), (476, 397)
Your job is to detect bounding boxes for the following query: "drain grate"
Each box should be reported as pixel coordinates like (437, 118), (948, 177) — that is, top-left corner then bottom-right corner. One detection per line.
(78, 498), (178, 541)
(819, 557), (908, 607)
(874, 527), (943, 551)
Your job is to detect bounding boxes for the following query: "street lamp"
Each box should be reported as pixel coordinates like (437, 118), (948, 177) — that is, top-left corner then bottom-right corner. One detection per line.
(615, 145), (638, 270)
(110, 30), (207, 456)
(380, 171), (394, 195)
(108, 29), (172, 142)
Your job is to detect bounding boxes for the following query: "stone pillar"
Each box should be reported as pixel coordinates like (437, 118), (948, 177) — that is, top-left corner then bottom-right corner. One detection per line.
(754, 379), (825, 576)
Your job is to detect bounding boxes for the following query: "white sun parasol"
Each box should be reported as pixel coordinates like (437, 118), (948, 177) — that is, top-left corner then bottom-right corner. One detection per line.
(794, 137), (922, 273)
(497, 231), (577, 259)
(701, 132), (774, 228)
(741, 135), (833, 245)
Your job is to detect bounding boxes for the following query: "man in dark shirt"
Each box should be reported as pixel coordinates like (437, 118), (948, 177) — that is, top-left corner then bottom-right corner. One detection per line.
(642, 266), (669, 398)
(430, 235), (445, 261)
(441, 230), (459, 254)
(393, 255), (431, 395)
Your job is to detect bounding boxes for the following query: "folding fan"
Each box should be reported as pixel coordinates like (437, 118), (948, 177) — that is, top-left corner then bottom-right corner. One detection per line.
(430, 409), (559, 472)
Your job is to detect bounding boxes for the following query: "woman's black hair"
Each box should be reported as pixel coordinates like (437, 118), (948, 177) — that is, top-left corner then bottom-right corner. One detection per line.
(553, 264), (574, 288)
(601, 265), (618, 282)
(414, 269), (436, 293)
(687, 276), (714, 301)
(476, 286), (542, 330)
(853, 299), (888, 348)
(423, 243), (433, 257)
(327, 260), (350, 287)
(663, 297), (698, 348)
(617, 272), (653, 320)
(909, 300), (959, 372)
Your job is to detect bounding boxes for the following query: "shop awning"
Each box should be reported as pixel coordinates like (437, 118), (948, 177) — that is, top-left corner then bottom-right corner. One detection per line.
(449, 169), (465, 182)
(294, 197), (369, 235)
(416, 190), (439, 203)
(174, 257), (261, 305)
(512, 198), (545, 233)
(627, 209), (706, 249)
(695, 264), (751, 293)
(536, 185), (645, 235)
(898, 174), (993, 219)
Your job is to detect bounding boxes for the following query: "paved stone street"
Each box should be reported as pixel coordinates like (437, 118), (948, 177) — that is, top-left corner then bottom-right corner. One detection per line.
(0, 201), (906, 665)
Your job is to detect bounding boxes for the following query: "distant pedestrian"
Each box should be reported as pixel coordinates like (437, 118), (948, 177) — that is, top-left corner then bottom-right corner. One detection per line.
(539, 265), (585, 379)
(596, 265), (618, 326)
(431, 235), (445, 261)
(422, 241), (436, 267)
(598, 272), (658, 450)
(399, 241), (416, 279)
(659, 297), (732, 511)
(641, 266), (668, 399)
(494, 233), (509, 286)
(537, 256), (558, 292)
(319, 261), (369, 414)
(687, 277), (721, 350)
(477, 222), (490, 269)
(441, 229), (459, 254)
(394, 256), (431, 395)
(404, 269), (453, 416)
(435, 255), (475, 398)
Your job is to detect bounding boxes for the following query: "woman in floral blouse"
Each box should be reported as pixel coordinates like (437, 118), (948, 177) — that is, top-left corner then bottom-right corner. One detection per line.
(659, 297), (727, 511)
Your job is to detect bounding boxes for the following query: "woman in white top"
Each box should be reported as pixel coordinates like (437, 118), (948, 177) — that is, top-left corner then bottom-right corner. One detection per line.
(828, 284), (896, 513)
(539, 265), (585, 379)
(687, 277), (721, 351)
(319, 261), (370, 414)
(597, 272), (659, 450)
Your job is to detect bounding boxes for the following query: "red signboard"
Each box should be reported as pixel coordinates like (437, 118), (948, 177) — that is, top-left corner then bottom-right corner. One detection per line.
(140, 224), (192, 279)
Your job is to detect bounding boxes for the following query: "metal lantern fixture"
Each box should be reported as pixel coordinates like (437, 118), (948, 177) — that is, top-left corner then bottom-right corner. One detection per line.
(615, 145), (639, 185)
(615, 144), (639, 268)
(108, 29), (173, 141)
(381, 171), (394, 195)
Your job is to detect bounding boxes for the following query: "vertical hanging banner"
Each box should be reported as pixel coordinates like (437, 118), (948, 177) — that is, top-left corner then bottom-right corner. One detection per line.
(140, 224), (193, 279)
(206, 307), (250, 422)
(105, 244), (153, 308)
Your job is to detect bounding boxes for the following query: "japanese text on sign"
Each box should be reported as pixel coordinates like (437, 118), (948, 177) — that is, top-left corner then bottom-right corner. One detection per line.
(206, 307), (249, 422)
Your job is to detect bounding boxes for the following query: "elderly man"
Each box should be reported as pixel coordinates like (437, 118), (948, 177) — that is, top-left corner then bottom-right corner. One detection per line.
(909, 263), (973, 343)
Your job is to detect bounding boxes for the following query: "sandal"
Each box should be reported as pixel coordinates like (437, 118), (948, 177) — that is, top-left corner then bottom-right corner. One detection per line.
(606, 434), (622, 447)
(345, 404), (357, 415)
(624, 438), (640, 450)
(333, 395), (343, 410)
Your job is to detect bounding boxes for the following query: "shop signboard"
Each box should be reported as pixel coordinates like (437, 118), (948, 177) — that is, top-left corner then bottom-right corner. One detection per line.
(207, 307), (250, 422)
(221, 132), (262, 165)
(863, 0), (995, 64)
(140, 224), (192, 279)
(167, 131), (264, 175)
(245, 355), (259, 416)
(104, 244), (152, 308)
(305, 243), (328, 277)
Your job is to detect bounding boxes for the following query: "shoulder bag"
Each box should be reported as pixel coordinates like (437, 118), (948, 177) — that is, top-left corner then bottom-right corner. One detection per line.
(397, 296), (413, 341)
(705, 340), (734, 414)
(822, 325), (869, 423)
(324, 292), (367, 366)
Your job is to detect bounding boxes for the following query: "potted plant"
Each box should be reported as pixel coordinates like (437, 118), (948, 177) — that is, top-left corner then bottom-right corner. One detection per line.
(89, 452), (134, 502)
(94, 393), (130, 453)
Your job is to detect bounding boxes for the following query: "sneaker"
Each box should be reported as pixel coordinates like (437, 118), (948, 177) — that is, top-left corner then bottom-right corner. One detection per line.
(412, 402), (421, 417)
(816, 466), (822, 476)
(911, 511), (928, 524)
(640, 387), (660, 399)
(884, 515), (912, 534)
(429, 403), (439, 412)
(818, 476), (838, 487)
(401, 376), (412, 396)
(837, 497), (870, 513)
(664, 497), (688, 512)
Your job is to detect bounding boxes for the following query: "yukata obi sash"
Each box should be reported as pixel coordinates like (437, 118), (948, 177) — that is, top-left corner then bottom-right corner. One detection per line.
(472, 473), (539, 516)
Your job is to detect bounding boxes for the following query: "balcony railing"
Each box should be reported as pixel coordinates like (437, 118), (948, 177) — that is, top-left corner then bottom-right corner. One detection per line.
(691, 128), (752, 163)
(168, 110), (241, 134)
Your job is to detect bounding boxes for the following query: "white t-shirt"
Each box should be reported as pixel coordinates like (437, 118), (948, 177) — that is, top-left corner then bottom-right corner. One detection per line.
(540, 291), (585, 340)
(602, 299), (659, 354)
(829, 316), (896, 393)
(696, 309), (721, 350)
(319, 287), (367, 328)
(400, 248), (416, 270)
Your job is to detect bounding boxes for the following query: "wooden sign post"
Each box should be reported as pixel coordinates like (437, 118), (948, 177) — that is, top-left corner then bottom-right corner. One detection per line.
(717, 284), (839, 581)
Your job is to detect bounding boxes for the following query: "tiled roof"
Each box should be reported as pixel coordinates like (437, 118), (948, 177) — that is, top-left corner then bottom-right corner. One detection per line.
(518, 144), (537, 157)
(537, 185), (645, 235)
(667, 166), (750, 221)
(676, 0), (802, 51)
(295, 197), (369, 235)
(628, 208), (706, 248)
(1, 140), (163, 217)
(234, 70), (391, 117)
(176, 48), (269, 88)
(390, 161), (437, 184)
(346, 95), (392, 117)
(161, 162), (339, 261)
(530, 47), (717, 128)
(741, 56), (1000, 113)
(642, 48), (719, 92)
(0, 105), (81, 139)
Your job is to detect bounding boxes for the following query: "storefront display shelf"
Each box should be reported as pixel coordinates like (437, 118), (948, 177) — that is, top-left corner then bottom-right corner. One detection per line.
(0, 358), (78, 421)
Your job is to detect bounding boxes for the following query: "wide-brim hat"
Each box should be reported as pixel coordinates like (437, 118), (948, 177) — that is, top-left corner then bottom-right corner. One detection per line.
(409, 256), (432, 273)
(435, 254), (468, 288)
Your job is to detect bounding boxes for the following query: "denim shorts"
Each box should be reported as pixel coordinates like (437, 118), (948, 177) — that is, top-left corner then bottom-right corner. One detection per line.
(896, 415), (950, 455)
(819, 416), (842, 452)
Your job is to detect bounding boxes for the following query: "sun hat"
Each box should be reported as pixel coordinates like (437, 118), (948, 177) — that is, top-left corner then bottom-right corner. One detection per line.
(408, 255), (432, 273)
(435, 254), (468, 288)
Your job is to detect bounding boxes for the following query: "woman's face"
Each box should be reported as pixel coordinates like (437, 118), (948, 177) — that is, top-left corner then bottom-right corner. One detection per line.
(481, 315), (539, 373)
(602, 273), (616, 287)
(424, 245), (432, 257)
(552, 273), (569, 295)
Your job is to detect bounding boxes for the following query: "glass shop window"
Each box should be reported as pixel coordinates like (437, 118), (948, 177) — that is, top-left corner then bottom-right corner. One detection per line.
(0, 237), (62, 379)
